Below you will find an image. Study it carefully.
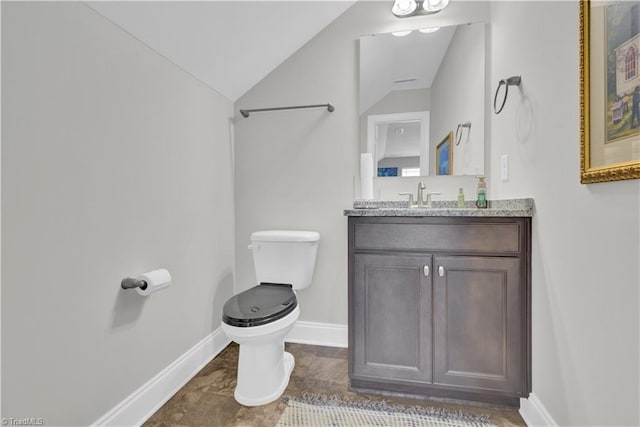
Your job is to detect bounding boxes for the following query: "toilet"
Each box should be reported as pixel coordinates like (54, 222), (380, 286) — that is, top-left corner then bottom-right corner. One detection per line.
(221, 230), (320, 406)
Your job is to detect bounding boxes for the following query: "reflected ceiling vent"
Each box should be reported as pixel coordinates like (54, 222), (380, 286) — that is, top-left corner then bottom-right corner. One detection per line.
(394, 78), (417, 84)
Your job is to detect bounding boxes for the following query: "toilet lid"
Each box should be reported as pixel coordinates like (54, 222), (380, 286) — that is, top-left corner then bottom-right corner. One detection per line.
(222, 283), (297, 327)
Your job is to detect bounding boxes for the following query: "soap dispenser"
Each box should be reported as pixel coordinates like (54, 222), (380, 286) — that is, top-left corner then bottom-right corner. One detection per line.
(476, 176), (487, 209)
(457, 188), (465, 208)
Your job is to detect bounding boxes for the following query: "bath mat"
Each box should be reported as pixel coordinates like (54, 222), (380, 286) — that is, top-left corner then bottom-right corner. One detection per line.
(276, 394), (496, 427)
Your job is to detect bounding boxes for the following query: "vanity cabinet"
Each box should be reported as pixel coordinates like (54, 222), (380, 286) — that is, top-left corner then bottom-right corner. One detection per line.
(352, 253), (433, 383)
(348, 216), (531, 406)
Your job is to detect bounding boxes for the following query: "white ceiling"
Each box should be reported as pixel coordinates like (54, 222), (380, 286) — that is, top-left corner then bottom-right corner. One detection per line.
(86, 1), (355, 102)
(359, 25), (456, 113)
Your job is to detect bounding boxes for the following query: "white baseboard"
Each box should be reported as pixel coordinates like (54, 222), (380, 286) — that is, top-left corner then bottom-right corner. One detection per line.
(520, 393), (558, 427)
(95, 322), (556, 427)
(285, 321), (348, 348)
(92, 321), (345, 426)
(92, 328), (231, 427)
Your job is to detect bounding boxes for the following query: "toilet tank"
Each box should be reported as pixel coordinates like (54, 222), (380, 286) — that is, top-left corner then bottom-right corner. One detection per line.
(250, 230), (320, 290)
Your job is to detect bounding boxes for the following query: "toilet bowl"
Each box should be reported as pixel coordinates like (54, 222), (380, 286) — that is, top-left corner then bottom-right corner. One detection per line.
(221, 230), (320, 406)
(221, 305), (299, 406)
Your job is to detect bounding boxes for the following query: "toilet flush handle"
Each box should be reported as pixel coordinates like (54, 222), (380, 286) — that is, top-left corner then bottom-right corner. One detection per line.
(248, 243), (260, 251)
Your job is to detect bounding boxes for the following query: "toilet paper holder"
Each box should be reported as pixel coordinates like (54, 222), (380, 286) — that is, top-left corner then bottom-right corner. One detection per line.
(121, 277), (147, 291)
(120, 269), (171, 296)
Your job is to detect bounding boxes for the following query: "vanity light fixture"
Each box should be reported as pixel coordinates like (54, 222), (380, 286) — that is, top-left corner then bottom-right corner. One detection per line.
(418, 27), (440, 33)
(423, 0), (450, 13)
(392, 30), (413, 37)
(391, 0), (418, 16)
(392, 0), (449, 18)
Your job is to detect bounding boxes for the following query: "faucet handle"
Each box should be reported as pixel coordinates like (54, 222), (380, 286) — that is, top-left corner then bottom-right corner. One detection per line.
(398, 192), (416, 207)
(424, 192), (442, 208)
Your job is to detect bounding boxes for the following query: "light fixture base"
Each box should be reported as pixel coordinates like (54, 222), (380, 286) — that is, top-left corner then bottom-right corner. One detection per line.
(392, 0), (448, 18)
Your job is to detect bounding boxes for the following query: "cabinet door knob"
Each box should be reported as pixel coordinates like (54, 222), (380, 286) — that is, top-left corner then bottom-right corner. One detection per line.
(423, 265), (429, 277)
(438, 266), (445, 277)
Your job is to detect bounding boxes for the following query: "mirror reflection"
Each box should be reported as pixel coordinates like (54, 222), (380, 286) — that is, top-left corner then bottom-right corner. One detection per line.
(360, 22), (486, 177)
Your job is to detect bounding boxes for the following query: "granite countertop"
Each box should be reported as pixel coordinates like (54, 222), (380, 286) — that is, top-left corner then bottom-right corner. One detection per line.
(344, 198), (534, 217)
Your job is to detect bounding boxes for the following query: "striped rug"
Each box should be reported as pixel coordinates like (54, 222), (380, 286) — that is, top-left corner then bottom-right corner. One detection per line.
(277, 394), (496, 427)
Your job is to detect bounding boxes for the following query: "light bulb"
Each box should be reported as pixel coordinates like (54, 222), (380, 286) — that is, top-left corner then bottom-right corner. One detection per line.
(392, 30), (413, 37)
(392, 0), (417, 16)
(419, 27), (441, 33)
(423, 0), (449, 12)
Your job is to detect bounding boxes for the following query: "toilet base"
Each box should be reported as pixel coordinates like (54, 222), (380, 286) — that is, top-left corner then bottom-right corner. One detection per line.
(222, 306), (300, 407)
(234, 351), (294, 406)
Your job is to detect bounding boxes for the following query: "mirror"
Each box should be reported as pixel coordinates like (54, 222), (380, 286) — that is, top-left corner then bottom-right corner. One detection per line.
(360, 22), (486, 177)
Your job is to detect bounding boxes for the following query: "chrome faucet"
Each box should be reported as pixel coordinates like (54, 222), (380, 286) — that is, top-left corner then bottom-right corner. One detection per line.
(416, 182), (426, 207)
(398, 192), (416, 207)
(399, 181), (441, 208)
(423, 191), (441, 208)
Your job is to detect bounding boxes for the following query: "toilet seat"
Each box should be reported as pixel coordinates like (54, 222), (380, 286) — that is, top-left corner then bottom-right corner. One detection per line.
(222, 283), (297, 328)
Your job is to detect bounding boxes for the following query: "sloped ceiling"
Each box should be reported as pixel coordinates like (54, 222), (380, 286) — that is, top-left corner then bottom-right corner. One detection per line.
(359, 25), (456, 113)
(86, 1), (355, 102)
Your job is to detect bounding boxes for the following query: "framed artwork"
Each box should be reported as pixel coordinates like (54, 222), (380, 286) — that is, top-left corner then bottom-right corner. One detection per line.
(580, 0), (640, 183)
(436, 132), (453, 176)
(377, 167), (398, 177)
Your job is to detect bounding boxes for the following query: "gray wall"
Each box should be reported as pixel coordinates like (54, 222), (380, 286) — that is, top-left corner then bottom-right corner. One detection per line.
(235, 1), (639, 425)
(430, 23), (485, 176)
(234, 0), (491, 326)
(2, 2), (234, 425)
(359, 88), (431, 154)
(3, 1), (638, 425)
(489, 2), (639, 425)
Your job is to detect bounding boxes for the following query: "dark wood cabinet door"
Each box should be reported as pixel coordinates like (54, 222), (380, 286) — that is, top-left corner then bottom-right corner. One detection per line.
(352, 253), (432, 384)
(433, 256), (522, 393)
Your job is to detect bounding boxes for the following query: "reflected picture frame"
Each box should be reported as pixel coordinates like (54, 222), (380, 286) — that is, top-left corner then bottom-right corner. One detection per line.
(377, 167), (398, 177)
(580, 0), (640, 184)
(436, 132), (453, 176)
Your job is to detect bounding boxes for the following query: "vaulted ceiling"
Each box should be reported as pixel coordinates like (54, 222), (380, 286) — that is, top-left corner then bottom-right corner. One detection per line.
(86, 1), (356, 102)
(359, 25), (456, 113)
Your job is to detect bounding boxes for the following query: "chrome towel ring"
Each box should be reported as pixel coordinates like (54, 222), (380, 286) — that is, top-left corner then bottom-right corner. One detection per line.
(493, 76), (522, 114)
(455, 121), (471, 145)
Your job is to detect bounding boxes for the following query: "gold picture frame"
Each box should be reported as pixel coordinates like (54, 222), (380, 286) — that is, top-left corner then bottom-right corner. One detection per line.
(436, 132), (453, 176)
(580, 0), (640, 184)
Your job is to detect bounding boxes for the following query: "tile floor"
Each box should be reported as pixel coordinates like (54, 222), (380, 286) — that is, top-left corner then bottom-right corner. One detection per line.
(144, 343), (526, 427)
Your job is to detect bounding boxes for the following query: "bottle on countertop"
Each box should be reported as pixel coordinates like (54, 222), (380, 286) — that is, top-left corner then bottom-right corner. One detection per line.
(457, 187), (465, 208)
(476, 176), (488, 209)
